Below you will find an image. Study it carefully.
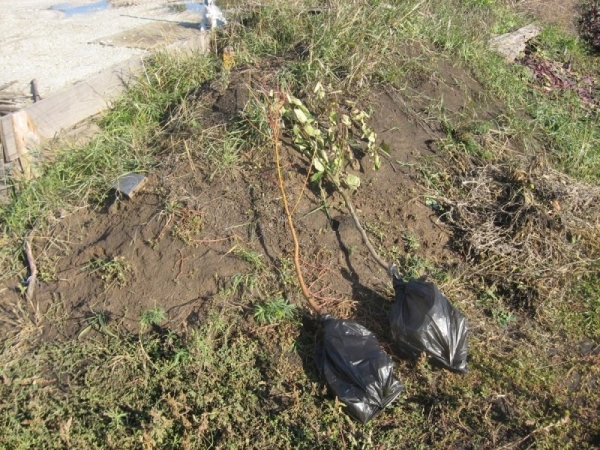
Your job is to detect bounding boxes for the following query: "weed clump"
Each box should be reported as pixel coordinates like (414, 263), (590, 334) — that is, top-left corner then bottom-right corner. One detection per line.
(86, 256), (132, 289)
(253, 298), (296, 324)
(140, 307), (167, 330)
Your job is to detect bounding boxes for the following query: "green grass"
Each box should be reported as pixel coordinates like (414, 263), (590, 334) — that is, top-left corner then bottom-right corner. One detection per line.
(2, 305), (597, 448)
(140, 307), (167, 330)
(78, 310), (116, 339)
(2, 311), (398, 448)
(234, 246), (265, 271)
(569, 276), (600, 340)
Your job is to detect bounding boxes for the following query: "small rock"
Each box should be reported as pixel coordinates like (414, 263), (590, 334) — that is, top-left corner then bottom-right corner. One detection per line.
(489, 24), (540, 62)
(112, 173), (147, 199)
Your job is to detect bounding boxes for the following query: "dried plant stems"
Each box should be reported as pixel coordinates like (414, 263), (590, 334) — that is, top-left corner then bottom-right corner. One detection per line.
(23, 234), (37, 301)
(270, 98), (322, 315)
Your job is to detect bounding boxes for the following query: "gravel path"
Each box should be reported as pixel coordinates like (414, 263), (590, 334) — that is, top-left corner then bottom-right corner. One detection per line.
(0, 0), (200, 98)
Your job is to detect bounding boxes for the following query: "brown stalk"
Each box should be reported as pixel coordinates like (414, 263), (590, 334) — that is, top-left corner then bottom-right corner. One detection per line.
(270, 97), (322, 316)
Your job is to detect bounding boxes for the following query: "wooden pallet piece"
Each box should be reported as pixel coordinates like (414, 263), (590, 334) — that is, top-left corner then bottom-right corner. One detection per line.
(0, 30), (209, 164)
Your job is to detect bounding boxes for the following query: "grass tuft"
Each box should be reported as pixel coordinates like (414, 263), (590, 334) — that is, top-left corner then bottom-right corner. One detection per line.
(86, 256), (132, 289)
(253, 297), (297, 325)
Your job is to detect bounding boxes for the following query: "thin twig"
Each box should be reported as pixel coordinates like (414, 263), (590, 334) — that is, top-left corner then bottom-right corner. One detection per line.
(155, 214), (173, 241)
(175, 249), (186, 280)
(291, 143), (319, 215)
(336, 186), (391, 272)
(183, 140), (196, 172)
(395, 0), (426, 25)
(190, 237), (231, 244)
(23, 234), (37, 301)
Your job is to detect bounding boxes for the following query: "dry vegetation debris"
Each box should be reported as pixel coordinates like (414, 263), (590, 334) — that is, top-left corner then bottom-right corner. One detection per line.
(433, 150), (600, 308)
(580, 0), (600, 50)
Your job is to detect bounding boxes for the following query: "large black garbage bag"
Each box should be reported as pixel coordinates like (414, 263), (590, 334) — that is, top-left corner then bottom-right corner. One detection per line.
(315, 315), (404, 423)
(389, 274), (468, 372)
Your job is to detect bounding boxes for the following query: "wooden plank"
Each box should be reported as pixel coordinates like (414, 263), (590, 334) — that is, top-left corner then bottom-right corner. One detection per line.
(0, 152), (8, 203)
(0, 110), (41, 180)
(0, 56), (143, 162)
(0, 81), (17, 91)
(0, 31), (208, 163)
(28, 56), (145, 143)
(1, 111), (25, 161)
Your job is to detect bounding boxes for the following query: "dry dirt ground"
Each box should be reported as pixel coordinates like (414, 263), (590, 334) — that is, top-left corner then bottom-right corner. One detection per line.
(0, 57), (484, 341)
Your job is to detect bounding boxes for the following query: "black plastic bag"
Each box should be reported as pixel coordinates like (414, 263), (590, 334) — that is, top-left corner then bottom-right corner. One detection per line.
(316, 315), (404, 423)
(389, 273), (468, 372)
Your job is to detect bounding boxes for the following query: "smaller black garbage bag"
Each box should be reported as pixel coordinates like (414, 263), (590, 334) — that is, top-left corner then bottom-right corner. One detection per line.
(316, 315), (404, 423)
(389, 272), (468, 372)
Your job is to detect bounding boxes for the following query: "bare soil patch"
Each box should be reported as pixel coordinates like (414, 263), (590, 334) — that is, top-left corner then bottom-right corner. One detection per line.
(0, 56), (485, 342)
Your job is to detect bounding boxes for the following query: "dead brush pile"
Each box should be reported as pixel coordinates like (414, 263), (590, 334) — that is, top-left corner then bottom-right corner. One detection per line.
(432, 150), (600, 311)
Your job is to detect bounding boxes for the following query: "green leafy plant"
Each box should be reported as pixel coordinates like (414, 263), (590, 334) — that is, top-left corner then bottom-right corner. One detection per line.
(234, 247), (264, 270)
(171, 209), (203, 244)
(153, 198), (203, 245)
(479, 289), (516, 328)
(218, 273), (258, 299)
(493, 308), (516, 328)
(253, 297), (297, 325)
(86, 256), (132, 288)
(280, 85), (381, 191)
(397, 254), (445, 282)
(402, 230), (421, 252)
(278, 87), (393, 272)
(140, 307), (166, 330)
(105, 407), (128, 429)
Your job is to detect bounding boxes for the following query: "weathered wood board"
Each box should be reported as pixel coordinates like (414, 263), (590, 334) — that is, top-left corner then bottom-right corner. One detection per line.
(0, 30), (208, 165)
(0, 56), (143, 162)
(0, 154), (7, 201)
(0, 110), (40, 162)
